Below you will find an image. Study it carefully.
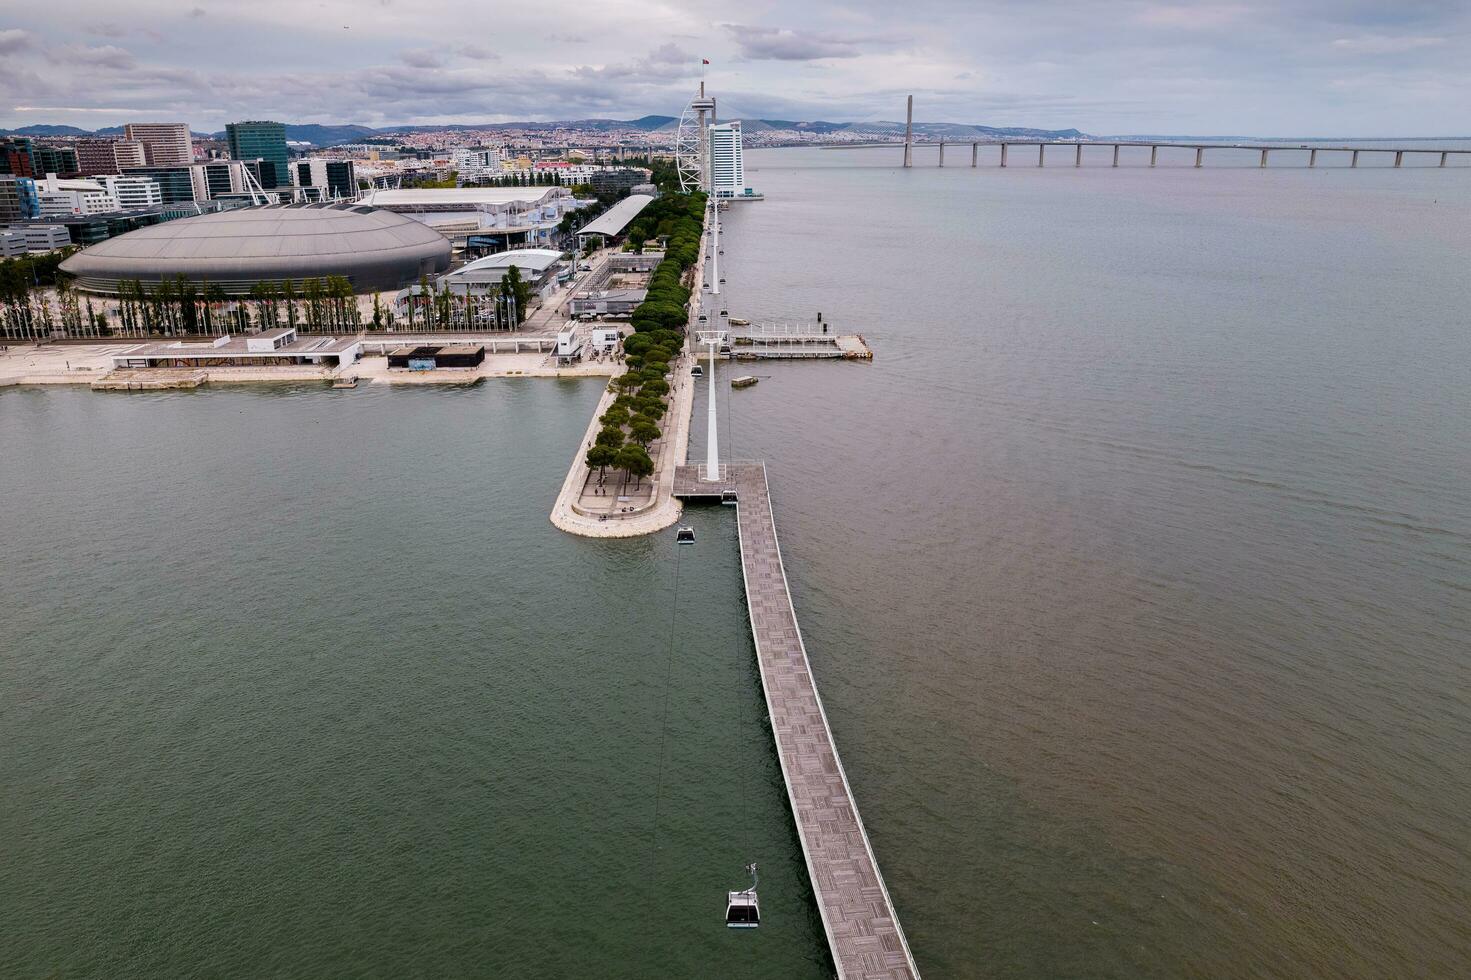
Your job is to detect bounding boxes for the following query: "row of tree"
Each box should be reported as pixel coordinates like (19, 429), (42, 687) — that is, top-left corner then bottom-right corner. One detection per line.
(584, 300), (690, 490)
(583, 186), (710, 490)
(395, 265), (532, 332)
(1, 260), (542, 339)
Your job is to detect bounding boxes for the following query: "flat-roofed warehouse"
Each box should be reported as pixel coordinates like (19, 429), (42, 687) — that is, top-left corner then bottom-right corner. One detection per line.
(59, 203), (452, 296)
(576, 194), (655, 249)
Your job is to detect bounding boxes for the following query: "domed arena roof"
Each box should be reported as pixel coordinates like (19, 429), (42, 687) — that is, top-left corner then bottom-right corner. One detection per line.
(60, 203), (452, 295)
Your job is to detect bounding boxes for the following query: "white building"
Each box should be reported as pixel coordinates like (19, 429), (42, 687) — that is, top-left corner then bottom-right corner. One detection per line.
(35, 175), (119, 216)
(452, 148), (508, 183)
(1, 224), (72, 253)
(708, 121), (745, 199)
(111, 328), (361, 370)
(98, 174), (163, 210)
(358, 185), (581, 247)
(435, 248), (567, 300)
(123, 122), (193, 166)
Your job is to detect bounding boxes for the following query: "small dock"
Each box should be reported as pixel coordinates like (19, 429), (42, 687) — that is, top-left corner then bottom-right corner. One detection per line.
(674, 462), (918, 980)
(731, 324), (873, 360)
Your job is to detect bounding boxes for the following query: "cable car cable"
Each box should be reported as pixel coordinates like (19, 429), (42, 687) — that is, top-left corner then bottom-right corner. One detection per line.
(647, 534), (684, 887)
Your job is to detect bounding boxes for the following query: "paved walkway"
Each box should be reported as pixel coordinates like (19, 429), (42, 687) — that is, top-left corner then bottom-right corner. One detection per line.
(673, 463), (920, 980)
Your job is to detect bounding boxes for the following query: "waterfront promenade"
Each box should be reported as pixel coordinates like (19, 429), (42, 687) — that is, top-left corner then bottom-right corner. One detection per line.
(546, 350), (694, 538)
(675, 463), (920, 980)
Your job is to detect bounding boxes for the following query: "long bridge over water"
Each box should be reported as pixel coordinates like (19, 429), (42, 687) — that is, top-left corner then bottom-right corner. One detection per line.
(824, 94), (1471, 170)
(828, 138), (1471, 169)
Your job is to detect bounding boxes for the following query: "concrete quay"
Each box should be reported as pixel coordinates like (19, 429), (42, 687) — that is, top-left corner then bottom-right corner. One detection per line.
(675, 463), (919, 980)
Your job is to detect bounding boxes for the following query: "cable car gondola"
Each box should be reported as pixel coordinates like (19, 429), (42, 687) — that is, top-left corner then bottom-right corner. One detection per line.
(676, 526), (696, 545)
(690, 363), (703, 378)
(725, 863), (760, 928)
(721, 489), (738, 506)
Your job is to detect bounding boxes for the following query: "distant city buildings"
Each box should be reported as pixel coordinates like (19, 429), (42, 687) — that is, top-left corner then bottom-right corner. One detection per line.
(119, 161), (255, 206)
(74, 138), (146, 176)
(1, 137), (40, 177)
(121, 164), (206, 205)
(123, 123), (193, 166)
(226, 120), (289, 188)
(0, 176), (30, 222)
(294, 159), (358, 200)
(452, 147), (508, 183)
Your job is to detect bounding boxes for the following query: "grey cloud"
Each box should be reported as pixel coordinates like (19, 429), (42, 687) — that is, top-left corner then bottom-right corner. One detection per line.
(456, 44), (500, 61)
(400, 49), (443, 69)
(48, 44), (137, 69)
(572, 43), (695, 82)
(722, 24), (907, 61)
(0, 28), (35, 55)
(546, 33), (588, 43)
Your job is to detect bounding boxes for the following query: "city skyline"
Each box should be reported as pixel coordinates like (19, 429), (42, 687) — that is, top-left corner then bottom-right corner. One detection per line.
(3, 1), (1471, 136)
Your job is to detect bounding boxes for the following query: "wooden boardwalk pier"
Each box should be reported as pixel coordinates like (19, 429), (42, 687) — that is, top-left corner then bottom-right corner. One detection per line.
(674, 462), (919, 980)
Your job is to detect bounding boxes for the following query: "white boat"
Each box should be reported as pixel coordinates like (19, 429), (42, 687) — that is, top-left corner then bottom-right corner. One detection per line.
(731, 375), (758, 389)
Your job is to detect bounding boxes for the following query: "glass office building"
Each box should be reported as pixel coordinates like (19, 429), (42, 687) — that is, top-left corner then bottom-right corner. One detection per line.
(226, 121), (289, 189)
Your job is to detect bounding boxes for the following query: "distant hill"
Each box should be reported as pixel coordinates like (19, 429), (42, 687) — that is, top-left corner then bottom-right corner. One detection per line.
(1, 124), (93, 137)
(3, 116), (1090, 146)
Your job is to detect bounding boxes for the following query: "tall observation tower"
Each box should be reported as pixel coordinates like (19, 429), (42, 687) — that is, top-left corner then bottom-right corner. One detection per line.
(677, 81), (718, 192)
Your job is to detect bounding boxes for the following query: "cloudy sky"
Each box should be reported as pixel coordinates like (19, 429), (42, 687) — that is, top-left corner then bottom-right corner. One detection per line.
(3, 1), (1470, 135)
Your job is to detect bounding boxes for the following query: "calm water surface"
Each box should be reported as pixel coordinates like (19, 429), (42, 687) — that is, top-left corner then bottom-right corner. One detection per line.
(692, 146), (1471, 977)
(5, 145), (1471, 979)
(1, 383), (827, 979)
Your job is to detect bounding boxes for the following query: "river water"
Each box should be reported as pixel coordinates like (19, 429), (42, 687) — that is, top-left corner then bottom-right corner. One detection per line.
(4, 145), (1470, 978)
(691, 145), (1471, 977)
(0, 384), (828, 978)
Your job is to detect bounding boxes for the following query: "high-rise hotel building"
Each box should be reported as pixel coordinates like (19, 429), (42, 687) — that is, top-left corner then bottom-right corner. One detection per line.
(708, 120), (746, 199)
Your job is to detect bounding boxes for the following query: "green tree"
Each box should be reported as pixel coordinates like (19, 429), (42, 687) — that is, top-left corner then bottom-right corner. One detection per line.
(614, 445), (654, 489)
(628, 417), (660, 448)
(585, 444), (616, 479)
(595, 425), (624, 450)
(502, 265), (530, 326)
(635, 396), (667, 420)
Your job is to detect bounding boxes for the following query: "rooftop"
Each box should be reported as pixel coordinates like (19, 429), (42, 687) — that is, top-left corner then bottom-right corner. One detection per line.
(446, 248), (566, 279)
(577, 194), (654, 239)
(118, 333), (360, 360)
(358, 186), (567, 209)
